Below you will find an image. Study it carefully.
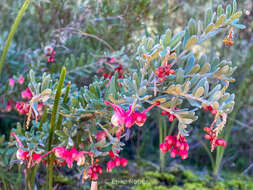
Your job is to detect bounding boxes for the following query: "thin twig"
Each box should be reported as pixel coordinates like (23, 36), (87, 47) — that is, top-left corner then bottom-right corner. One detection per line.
(243, 163), (253, 174)
(54, 27), (114, 51)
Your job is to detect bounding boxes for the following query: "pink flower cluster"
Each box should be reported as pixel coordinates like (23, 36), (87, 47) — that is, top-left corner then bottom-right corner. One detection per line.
(53, 147), (92, 168)
(9, 76), (24, 87)
(160, 134), (189, 159)
(1, 77), (25, 112)
(45, 46), (56, 63)
(15, 88), (34, 115)
(16, 101), (30, 115)
(105, 100), (160, 129)
(161, 106), (179, 122)
(12, 133), (93, 169)
(106, 150), (127, 172)
(11, 132), (42, 166)
(15, 88), (43, 117)
(97, 57), (124, 81)
(21, 88), (33, 99)
(87, 162), (103, 181)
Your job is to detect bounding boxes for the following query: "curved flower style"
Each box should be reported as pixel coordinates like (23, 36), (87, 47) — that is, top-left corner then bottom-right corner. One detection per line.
(11, 132), (42, 164)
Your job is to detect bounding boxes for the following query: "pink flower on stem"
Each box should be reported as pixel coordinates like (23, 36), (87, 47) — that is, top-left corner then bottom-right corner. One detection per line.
(11, 132), (42, 165)
(105, 100), (160, 129)
(53, 147), (92, 168)
(54, 147), (77, 168)
(21, 88), (33, 99)
(18, 77), (24, 85)
(16, 101), (30, 115)
(133, 101), (160, 127)
(32, 152), (41, 161)
(16, 149), (29, 161)
(9, 78), (15, 87)
(105, 100), (129, 127)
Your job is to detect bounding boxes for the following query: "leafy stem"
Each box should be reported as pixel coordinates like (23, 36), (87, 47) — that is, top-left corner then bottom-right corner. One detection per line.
(0, 0), (30, 76)
(47, 66), (66, 190)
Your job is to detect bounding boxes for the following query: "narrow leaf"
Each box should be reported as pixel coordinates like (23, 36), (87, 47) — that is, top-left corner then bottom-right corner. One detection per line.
(185, 35), (197, 50)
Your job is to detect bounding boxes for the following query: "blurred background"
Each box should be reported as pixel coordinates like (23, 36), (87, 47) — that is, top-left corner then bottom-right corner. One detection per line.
(0, 0), (253, 189)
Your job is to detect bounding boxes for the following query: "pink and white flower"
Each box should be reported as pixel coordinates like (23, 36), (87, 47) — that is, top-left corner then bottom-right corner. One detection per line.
(18, 77), (24, 85)
(53, 147), (92, 168)
(9, 78), (15, 87)
(105, 100), (160, 129)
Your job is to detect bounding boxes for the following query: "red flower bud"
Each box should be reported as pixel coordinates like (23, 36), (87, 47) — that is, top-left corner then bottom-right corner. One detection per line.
(160, 143), (169, 153)
(208, 106), (213, 111)
(216, 139), (227, 147)
(108, 150), (115, 158)
(87, 167), (93, 175)
(169, 69), (175, 74)
(114, 157), (121, 167)
(204, 134), (212, 140)
(211, 109), (217, 116)
(204, 127), (211, 133)
(91, 172), (98, 181)
(170, 148), (177, 158)
(97, 167), (103, 175)
(161, 110), (168, 115)
(107, 160), (115, 172)
(120, 158), (128, 167)
(181, 152), (188, 160)
(168, 114), (175, 122)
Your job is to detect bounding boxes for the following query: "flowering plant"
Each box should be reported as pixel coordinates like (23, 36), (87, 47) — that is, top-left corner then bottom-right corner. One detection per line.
(0, 0), (245, 189)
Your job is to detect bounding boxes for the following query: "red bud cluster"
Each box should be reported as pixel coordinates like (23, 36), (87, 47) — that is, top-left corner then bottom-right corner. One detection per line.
(87, 162), (102, 181)
(204, 127), (227, 151)
(97, 57), (124, 80)
(160, 134), (189, 159)
(203, 105), (217, 116)
(106, 150), (127, 172)
(161, 107), (179, 122)
(45, 46), (56, 63)
(155, 64), (175, 81)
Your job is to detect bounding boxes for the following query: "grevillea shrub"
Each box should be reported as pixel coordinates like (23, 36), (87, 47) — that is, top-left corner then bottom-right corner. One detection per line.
(0, 0), (246, 189)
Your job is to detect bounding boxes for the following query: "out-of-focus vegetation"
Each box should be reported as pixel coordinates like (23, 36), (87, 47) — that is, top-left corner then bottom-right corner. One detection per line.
(0, 0), (253, 189)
